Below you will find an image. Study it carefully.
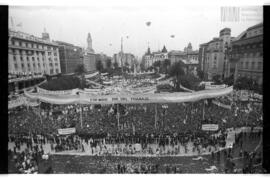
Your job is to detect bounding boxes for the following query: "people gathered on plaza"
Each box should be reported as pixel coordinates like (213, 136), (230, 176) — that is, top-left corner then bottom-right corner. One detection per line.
(8, 72), (263, 173)
(8, 92), (263, 173)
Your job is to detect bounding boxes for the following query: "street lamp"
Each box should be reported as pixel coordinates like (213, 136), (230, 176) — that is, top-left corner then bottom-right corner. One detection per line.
(223, 44), (231, 80)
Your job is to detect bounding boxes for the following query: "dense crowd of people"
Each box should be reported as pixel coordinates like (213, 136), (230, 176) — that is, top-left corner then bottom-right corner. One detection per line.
(8, 93), (262, 136)
(8, 84), (263, 173)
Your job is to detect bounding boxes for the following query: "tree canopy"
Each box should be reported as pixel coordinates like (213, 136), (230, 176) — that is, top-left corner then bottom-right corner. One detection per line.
(106, 58), (112, 69)
(74, 64), (86, 75)
(96, 60), (104, 72)
(168, 61), (185, 91)
(113, 61), (119, 69)
(40, 75), (82, 90)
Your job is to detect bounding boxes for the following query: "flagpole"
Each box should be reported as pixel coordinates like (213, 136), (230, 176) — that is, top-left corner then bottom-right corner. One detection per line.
(39, 101), (42, 125)
(203, 100), (205, 121)
(117, 104), (120, 130)
(155, 104), (157, 129)
(80, 104), (83, 128)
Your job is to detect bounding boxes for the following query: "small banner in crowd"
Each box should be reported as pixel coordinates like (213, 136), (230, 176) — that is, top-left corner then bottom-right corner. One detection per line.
(212, 100), (231, 110)
(202, 124), (219, 131)
(205, 84), (227, 90)
(58, 128), (76, 135)
(8, 96), (26, 109)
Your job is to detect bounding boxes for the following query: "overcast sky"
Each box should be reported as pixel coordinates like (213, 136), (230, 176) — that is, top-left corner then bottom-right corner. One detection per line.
(9, 5), (262, 59)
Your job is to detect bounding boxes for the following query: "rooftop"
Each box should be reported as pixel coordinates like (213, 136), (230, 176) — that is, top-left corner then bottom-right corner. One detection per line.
(247, 22), (263, 31)
(9, 29), (58, 46)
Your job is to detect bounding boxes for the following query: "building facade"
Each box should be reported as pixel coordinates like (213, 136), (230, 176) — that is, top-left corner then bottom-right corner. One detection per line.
(142, 45), (168, 69)
(168, 43), (199, 76)
(8, 29), (60, 94)
(83, 33), (96, 72)
(8, 30), (61, 75)
(198, 42), (209, 78)
(199, 28), (234, 80)
(55, 41), (84, 74)
(229, 23), (263, 85)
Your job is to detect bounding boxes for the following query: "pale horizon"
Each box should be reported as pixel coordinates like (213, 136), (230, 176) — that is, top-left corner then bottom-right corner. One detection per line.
(9, 6), (262, 59)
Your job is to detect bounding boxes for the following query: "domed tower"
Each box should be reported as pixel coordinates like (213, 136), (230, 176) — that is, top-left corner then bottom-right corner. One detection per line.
(187, 42), (193, 53)
(219, 28), (231, 46)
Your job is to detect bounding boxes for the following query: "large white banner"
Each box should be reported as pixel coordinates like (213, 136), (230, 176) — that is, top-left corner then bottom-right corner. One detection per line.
(24, 86), (233, 105)
(37, 87), (80, 95)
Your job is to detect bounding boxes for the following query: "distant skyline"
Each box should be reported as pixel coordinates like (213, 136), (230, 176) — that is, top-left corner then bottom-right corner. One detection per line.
(9, 6), (262, 59)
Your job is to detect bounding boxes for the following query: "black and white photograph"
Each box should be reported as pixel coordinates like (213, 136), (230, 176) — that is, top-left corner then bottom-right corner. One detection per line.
(3, 0), (267, 175)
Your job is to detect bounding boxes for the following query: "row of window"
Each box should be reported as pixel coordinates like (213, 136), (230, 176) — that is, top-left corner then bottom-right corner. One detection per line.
(13, 61), (59, 68)
(10, 49), (45, 56)
(13, 62), (59, 71)
(10, 49), (58, 57)
(238, 73), (262, 83)
(247, 29), (263, 38)
(233, 43), (262, 51)
(11, 55), (59, 62)
(233, 52), (262, 58)
(239, 61), (262, 70)
(10, 40), (57, 51)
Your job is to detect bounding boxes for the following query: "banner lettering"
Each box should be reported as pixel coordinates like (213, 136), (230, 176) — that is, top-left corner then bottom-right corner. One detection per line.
(58, 128), (76, 135)
(202, 124), (219, 131)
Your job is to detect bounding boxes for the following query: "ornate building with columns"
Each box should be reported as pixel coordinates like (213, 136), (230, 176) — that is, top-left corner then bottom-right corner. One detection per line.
(229, 23), (263, 85)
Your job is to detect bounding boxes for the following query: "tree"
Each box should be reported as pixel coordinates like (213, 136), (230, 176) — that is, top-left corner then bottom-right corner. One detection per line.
(153, 60), (161, 72)
(163, 59), (171, 74)
(234, 76), (258, 91)
(113, 61), (119, 69)
(223, 75), (234, 86)
(96, 60), (104, 72)
(124, 61), (129, 69)
(179, 74), (203, 91)
(74, 64), (86, 75)
(212, 74), (222, 84)
(140, 62), (145, 72)
(74, 64), (86, 89)
(106, 58), (112, 69)
(197, 69), (204, 80)
(168, 61), (185, 91)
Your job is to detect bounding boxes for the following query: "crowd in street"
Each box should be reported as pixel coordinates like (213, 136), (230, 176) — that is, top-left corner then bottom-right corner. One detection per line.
(8, 89), (263, 173)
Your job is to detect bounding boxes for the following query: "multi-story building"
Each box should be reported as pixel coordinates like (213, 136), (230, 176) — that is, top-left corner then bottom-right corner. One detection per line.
(168, 43), (199, 76)
(8, 29), (61, 75)
(168, 50), (186, 64)
(55, 41), (84, 74)
(199, 28), (234, 80)
(83, 33), (96, 72)
(142, 45), (168, 69)
(229, 22), (263, 85)
(8, 29), (61, 94)
(198, 42), (209, 78)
